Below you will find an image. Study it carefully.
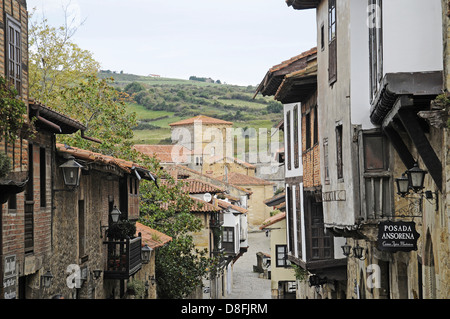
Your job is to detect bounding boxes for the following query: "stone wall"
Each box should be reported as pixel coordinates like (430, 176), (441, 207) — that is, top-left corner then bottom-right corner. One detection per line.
(43, 168), (123, 299)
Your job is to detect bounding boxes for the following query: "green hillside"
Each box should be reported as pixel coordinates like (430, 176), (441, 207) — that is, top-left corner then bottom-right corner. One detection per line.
(98, 71), (283, 145)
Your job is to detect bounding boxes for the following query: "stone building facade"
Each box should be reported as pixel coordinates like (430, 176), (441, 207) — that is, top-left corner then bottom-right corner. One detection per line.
(284, 0), (449, 299)
(0, 0), (94, 299)
(256, 47), (348, 299)
(43, 144), (157, 299)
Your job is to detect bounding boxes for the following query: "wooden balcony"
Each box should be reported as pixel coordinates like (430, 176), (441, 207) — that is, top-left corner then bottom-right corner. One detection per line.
(103, 237), (142, 279)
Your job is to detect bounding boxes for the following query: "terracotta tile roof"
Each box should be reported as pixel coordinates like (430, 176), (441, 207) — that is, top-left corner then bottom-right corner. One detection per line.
(57, 143), (135, 172)
(254, 47), (317, 98)
(208, 156), (256, 169)
(167, 165), (253, 195)
(56, 144), (156, 181)
(217, 199), (247, 214)
(218, 172), (273, 186)
(134, 144), (191, 163)
(136, 222), (172, 249)
(260, 212), (286, 230)
(158, 195), (222, 213)
(183, 179), (224, 194)
(189, 196), (222, 213)
(159, 178), (224, 194)
(274, 60), (318, 104)
(269, 47), (317, 73)
(169, 115), (233, 127)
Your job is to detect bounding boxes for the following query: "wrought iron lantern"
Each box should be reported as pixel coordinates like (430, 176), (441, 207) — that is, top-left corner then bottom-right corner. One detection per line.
(406, 163), (427, 193)
(59, 156), (83, 187)
(141, 244), (152, 264)
(341, 240), (352, 257)
(41, 270), (54, 288)
(395, 173), (410, 197)
(110, 206), (121, 223)
(341, 240), (365, 260)
(352, 244), (365, 260)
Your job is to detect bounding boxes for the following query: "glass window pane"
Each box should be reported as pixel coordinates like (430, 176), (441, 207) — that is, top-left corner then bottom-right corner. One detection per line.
(364, 135), (386, 170)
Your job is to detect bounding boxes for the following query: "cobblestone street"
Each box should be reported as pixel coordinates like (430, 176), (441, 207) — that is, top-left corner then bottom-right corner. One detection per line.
(225, 231), (272, 299)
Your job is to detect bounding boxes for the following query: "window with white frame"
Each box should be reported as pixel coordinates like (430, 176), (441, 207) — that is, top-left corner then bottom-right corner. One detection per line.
(328, 0), (337, 84)
(6, 15), (22, 95)
(368, 0), (383, 100)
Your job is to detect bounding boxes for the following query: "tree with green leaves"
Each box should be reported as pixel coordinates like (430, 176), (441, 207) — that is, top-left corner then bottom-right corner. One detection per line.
(56, 75), (138, 159)
(28, 13), (137, 160)
(266, 100), (283, 113)
(0, 76), (27, 143)
(28, 12), (100, 106)
(139, 175), (213, 299)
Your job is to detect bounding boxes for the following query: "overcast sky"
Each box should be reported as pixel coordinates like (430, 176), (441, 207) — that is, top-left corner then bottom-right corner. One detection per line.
(27, 0), (317, 86)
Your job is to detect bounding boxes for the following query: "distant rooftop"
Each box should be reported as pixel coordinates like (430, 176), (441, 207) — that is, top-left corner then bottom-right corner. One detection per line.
(169, 115), (233, 127)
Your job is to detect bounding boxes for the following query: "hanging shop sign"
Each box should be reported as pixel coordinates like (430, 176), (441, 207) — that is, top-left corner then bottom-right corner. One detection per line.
(377, 221), (420, 252)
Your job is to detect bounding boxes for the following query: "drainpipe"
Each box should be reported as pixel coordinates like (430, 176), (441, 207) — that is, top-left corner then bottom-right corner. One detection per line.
(35, 109), (62, 133)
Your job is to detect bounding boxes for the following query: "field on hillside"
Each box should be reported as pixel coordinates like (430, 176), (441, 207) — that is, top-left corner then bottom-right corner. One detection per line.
(99, 71), (283, 146)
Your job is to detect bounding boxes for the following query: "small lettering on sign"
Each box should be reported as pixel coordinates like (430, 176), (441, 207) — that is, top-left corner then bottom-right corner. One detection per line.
(377, 221), (420, 252)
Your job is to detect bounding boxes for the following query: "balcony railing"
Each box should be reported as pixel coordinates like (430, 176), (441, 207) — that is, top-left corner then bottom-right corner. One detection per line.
(103, 236), (142, 279)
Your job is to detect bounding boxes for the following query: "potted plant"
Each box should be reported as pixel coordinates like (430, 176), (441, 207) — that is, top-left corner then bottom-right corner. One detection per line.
(107, 220), (136, 240)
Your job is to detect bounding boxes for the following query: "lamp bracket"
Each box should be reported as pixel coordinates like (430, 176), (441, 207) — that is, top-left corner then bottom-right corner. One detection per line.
(99, 221), (109, 238)
(395, 197), (423, 218)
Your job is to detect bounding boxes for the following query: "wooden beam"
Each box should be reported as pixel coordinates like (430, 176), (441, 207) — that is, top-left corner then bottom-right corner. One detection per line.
(383, 126), (415, 170)
(397, 109), (442, 191)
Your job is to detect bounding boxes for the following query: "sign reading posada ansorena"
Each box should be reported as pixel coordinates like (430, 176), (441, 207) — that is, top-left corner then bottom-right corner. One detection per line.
(377, 221), (420, 252)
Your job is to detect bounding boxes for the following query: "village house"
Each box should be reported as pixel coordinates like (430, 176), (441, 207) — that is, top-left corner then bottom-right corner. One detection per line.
(47, 143), (158, 299)
(0, 0), (93, 299)
(218, 172), (274, 230)
(159, 172), (250, 298)
(134, 222), (172, 299)
(168, 114), (280, 190)
(1, 102), (87, 298)
(169, 115), (234, 170)
(206, 155), (256, 178)
(365, 0), (448, 299)
(166, 165), (252, 218)
(256, 47), (347, 298)
(284, 0), (449, 299)
(0, 0), (31, 298)
(158, 165), (252, 297)
(260, 212), (296, 299)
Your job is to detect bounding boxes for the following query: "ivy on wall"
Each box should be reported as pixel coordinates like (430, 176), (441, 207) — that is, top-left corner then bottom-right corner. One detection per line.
(0, 76), (27, 143)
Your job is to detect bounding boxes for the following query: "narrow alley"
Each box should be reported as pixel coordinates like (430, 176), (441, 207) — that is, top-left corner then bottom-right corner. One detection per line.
(225, 231), (272, 299)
